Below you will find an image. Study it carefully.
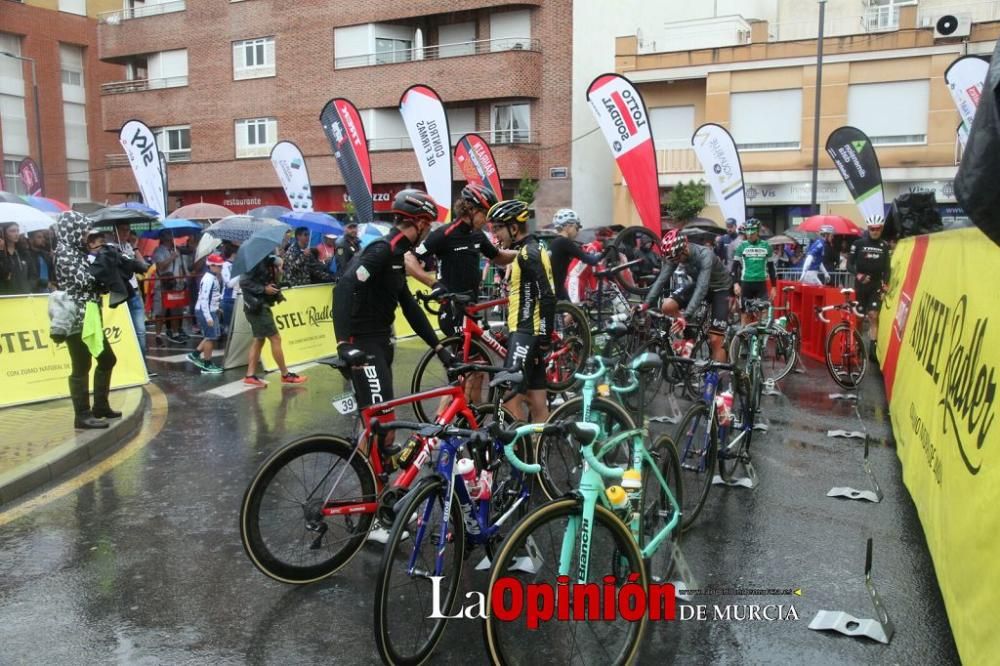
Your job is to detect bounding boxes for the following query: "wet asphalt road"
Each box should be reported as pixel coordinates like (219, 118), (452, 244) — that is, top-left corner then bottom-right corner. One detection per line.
(0, 340), (960, 665)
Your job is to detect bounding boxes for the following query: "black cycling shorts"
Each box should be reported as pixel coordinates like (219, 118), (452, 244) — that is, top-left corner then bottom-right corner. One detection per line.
(437, 301), (463, 338)
(668, 286), (729, 334)
(855, 281), (883, 313)
(739, 281), (768, 310)
(505, 332), (547, 392)
(344, 336), (395, 415)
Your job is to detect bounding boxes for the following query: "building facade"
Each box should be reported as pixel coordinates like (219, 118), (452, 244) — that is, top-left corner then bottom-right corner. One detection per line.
(1, 0), (123, 203)
(612, 0), (999, 233)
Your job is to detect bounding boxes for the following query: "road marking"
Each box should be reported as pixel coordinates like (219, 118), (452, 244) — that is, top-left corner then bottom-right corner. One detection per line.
(0, 384), (169, 527)
(204, 362), (320, 399)
(151, 350), (225, 364)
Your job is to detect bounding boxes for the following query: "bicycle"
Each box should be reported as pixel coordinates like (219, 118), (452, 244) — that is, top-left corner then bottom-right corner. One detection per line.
(816, 287), (868, 390)
(485, 413), (683, 666)
(372, 419), (552, 666)
(410, 291), (592, 422)
(729, 295), (799, 384)
(239, 357), (526, 585)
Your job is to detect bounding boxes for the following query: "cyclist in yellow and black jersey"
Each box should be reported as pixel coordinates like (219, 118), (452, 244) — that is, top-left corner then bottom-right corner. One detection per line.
(488, 199), (555, 422)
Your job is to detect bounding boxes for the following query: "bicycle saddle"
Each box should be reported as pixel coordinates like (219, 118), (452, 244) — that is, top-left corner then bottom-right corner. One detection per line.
(489, 370), (523, 388)
(452, 292), (475, 305)
(782, 285), (796, 293)
(317, 356), (347, 369)
(605, 321), (629, 338)
(840, 288), (855, 296)
(564, 421), (600, 446)
(630, 351), (663, 373)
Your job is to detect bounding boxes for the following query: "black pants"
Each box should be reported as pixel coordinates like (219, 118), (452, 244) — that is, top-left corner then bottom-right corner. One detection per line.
(344, 336), (394, 413)
(65, 332), (117, 416)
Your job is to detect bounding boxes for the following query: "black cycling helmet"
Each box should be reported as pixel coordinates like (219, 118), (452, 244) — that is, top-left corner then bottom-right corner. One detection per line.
(460, 183), (498, 211)
(487, 199), (530, 228)
(391, 189), (438, 222)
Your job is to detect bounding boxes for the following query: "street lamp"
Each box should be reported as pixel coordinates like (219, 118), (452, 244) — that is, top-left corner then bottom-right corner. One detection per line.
(810, 0), (827, 215)
(0, 50), (45, 193)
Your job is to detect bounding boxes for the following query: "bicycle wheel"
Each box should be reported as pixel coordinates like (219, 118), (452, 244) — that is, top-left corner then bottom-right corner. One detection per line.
(484, 499), (647, 666)
(674, 401), (718, 531)
(609, 225), (661, 296)
(623, 338), (667, 413)
(374, 477), (465, 666)
(536, 396), (637, 501)
(727, 327), (752, 374)
(718, 372), (752, 483)
(470, 403), (533, 535)
(640, 434), (683, 583)
(786, 312), (802, 357)
(824, 324), (867, 389)
(760, 326), (796, 383)
(411, 337), (495, 423)
(240, 435), (376, 584)
(681, 336), (711, 401)
(547, 302), (591, 392)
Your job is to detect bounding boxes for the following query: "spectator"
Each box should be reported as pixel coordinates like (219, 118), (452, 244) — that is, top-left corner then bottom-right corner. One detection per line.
(151, 229), (188, 344)
(27, 230), (55, 293)
(181, 234), (204, 336)
(283, 226), (311, 286)
(316, 233), (337, 270)
(0, 223), (36, 295)
(111, 221), (151, 360)
(239, 254), (307, 387)
(335, 221), (361, 271)
(305, 247), (335, 284)
(187, 253), (225, 374)
(715, 218), (740, 272)
(220, 243), (239, 336)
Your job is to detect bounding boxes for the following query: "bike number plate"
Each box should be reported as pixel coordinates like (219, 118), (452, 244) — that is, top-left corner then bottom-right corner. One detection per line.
(331, 392), (358, 415)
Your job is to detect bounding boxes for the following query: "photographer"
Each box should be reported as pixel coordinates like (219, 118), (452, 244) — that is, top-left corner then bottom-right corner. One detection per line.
(239, 253), (307, 387)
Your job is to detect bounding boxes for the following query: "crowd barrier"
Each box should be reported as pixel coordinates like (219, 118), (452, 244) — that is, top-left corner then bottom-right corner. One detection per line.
(774, 280), (852, 363)
(877, 226), (999, 666)
(0, 294), (149, 409)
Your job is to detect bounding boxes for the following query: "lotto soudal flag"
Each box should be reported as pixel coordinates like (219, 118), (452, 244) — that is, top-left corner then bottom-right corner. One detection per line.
(320, 98), (374, 226)
(454, 133), (503, 199)
(691, 123), (745, 228)
(119, 119), (167, 218)
(825, 126), (885, 225)
(945, 55), (989, 149)
(399, 84), (452, 221)
(586, 73), (660, 235)
(270, 140), (314, 212)
(18, 157), (43, 196)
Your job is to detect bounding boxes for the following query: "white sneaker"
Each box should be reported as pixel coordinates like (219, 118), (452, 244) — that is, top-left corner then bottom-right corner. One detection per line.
(366, 518), (410, 544)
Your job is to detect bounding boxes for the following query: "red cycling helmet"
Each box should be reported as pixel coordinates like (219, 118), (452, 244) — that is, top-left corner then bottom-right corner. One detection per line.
(660, 228), (687, 259)
(460, 183), (498, 211)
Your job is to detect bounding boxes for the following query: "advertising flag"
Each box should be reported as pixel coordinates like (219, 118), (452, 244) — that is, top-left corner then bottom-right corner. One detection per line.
(119, 119), (167, 218)
(320, 98), (374, 226)
(945, 55), (989, 148)
(825, 126), (885, 224)
(270, 141), (314, 212)
(691, 123), (746, 228)
(18, 157), (43, 196)
(454, 133), (503, 199)
(586, 73), (660, 235)
(399, 84), (452, 221)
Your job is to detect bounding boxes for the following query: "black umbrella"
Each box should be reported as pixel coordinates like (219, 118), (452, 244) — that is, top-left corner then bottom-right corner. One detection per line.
(231, 223), (291, 278)
(87, 206), (158, 226)
(683, 218), (726, 235)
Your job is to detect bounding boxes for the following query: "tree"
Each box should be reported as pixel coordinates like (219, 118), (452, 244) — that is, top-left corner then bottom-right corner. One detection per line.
(343, 199), (356, 223)
(665, 180), (705, 222)
(515, 176), (539, 205)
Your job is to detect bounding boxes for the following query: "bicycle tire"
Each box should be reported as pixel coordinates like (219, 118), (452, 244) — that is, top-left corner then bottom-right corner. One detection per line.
(641, 434), (683, 583)
(374, 476), (465, 666)
(484, 498), (648, 666)
(824, 324), (867, 390)
(536, 396), (637, 501)
(682, 336), (711, 401)
(674, 401), (718, 531)
(718, 372), (752, 483)
(609, 225), (661, 296)
(470, 403), (533, 534)
(411, 337), (495, 423)
(623, 338), (667, 413)
(760, 325), (796, 383)
(240, 435), (376, 584)
(547, 301), (592, 392)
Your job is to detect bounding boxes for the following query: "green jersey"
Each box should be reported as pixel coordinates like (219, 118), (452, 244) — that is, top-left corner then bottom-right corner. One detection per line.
(734, 239), (773, 282)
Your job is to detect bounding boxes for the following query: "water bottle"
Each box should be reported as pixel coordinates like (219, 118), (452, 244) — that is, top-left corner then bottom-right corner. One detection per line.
(775, 315), (788, 331)
(673, 339), (694, 358)
(715, 390), (734, 426)
(477, 470), (493, 501)
(605, 485), (629, 511)
(394, 435), (420, 469)
(455, 458), (481, 498)
(621, 468), (642, 492)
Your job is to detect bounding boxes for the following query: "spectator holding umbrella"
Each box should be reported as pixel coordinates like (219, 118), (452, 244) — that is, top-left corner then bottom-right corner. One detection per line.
(283, 226), (311, 286)
(111, 220), (150, 358)
(316, 233), (337, 270)
(151, 229), (188, 343)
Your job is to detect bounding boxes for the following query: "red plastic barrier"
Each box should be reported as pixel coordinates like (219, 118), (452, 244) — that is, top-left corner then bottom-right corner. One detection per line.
(776, 281), (851, 363)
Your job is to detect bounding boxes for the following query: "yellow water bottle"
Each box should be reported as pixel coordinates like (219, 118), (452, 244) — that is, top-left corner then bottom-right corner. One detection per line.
(622, 468), (642, 491)
(606, 485), (629, 511)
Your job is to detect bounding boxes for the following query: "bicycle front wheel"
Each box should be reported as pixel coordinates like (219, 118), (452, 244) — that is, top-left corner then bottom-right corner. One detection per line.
(674, 401), (718, 531)
(718, 372), (753, 483)
(484, 498), (648, 666)
(641, 434), (683, 583)
(760, 327), (797, 383)
(374, 477), (465, 666)
(825, 323), (867, 389)
(623, 338), (667, 413)
(411, 336), (495, 423)
(547, 301), (592, 392)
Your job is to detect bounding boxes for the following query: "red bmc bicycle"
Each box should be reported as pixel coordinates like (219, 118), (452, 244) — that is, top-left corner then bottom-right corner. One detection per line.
(239, 357), (525, 585)
(816, 287), (869, 390)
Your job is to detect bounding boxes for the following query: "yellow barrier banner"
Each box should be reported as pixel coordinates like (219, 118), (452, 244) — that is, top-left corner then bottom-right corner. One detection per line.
(0, 294), (148, 408)
(878, 226), (999, 666)
(261, 284), (337, 371)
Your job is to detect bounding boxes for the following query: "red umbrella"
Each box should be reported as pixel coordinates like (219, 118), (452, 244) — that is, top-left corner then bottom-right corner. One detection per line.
(797, 215), (862, 236)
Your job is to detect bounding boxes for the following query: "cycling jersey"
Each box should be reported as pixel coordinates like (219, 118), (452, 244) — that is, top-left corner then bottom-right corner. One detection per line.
(732, 239), (775, 283)
(565, 241), (603, 304)
(848, 234), (890, 284)
(801, 238), (832, 281)
(548, 235), (601, 301)
(644, 243), (732, 319)
(414, 219), (499, 296)
(508, 234), (556, 336)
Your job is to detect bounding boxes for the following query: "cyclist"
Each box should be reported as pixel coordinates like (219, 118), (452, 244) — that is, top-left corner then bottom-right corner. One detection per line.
(638, 229), (732, 364)
(801, 225), (834, 285)
(547, 208), (605, 302)
(731, 218), (777, 326)
(848, 216), (890, 358)
(488, 199), (556, 422)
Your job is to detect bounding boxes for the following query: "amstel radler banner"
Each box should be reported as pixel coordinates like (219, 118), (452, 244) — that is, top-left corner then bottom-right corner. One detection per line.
(0, 294), (149, 408)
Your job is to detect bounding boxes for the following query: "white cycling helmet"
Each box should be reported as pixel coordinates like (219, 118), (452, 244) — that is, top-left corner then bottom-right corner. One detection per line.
(867, 215), (885, 228)
(552, 208), (582, 230)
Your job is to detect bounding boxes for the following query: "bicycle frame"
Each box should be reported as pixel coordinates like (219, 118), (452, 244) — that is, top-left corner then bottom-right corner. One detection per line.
(677, 370), (722, 475)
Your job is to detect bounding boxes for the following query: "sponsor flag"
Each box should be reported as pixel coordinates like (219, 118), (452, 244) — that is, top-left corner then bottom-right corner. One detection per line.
(320, 98), (374, 226)
(18, 157), (43, 196)
(945, 55), (988, 148)
(270, 141), (314, 212)
(691, 123), (745, 228)
(399, 84), (452, 221)
(454, 133), (503, 199)
(586, 73), (660, 235)
(119, 119), (167, 218)
(825, 126), (884, 225)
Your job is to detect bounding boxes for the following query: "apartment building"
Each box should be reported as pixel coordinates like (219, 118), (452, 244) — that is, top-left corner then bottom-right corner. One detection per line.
(1, 0), (123, 203)
(612, 0), (998, 233)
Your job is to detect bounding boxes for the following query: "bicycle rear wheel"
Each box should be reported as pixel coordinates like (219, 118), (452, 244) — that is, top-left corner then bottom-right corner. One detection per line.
(641, 434), (683, 583)
(623, 339), (667, 414)
(410, 337), (495, 423)
(609, 226), (661, 296)
(674, 401), (717, 531)
(824, 324), (867, 389)
(760, 327), (796, 383)
(718, 372), (752, 483)
(546, 302), (592, 392)
(484, 499), (647, 666)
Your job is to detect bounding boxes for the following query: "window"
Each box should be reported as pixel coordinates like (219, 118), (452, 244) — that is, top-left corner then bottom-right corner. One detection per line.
(439, 22), (476, 57)
(447, 107), (476, 143)
(3, 159), (26, 196)
(375, 37), (412, 65)
(155, 125), (191, 162)
(492, 102), (531, 144)
(233, 37), (275, 80)
(0, 95), (29, 156)
(235, 117), (276, 158)
(59, 45), (85, 104)
(490, 10), (531, 51)
(730, 89), (802, 151)
(66, 159), (90, 202)
(58, 0), (86, 16)
(848, 80), (929, 145)
(63, 102), (89, 160)
(649, 106), (695, 150)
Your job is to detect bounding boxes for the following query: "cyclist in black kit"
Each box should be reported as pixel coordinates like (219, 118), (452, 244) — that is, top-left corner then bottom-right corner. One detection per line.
(547, 208), (605, 301)
(848, 216), (891, 354)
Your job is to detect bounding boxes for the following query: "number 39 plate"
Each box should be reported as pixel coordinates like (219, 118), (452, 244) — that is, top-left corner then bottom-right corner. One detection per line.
(331, 392), (357, 415)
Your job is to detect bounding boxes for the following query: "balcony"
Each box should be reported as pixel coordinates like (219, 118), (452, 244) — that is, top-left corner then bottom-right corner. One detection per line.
(656, 148), (700, 175)
(368, 130), (536, 152)
(105, 151), (190, 168)
(100, 75), (188, 95)
(335, 36), (540, 69)
(98, 0), (186, 24)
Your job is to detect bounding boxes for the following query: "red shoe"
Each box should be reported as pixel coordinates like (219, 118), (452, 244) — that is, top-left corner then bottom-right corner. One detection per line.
(281, 372), (308, 385)
(243, 375), (268, 388)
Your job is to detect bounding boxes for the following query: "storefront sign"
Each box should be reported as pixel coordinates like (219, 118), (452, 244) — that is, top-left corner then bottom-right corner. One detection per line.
(886, 181), (958, 203)
(175, 185), (411, 215)
(706, 182), (849, 205)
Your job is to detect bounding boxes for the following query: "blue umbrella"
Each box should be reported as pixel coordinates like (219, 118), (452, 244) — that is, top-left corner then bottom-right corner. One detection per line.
(248, 205), (292, 220)
(118, 201), (161, 217)
(139, 218), (203, 239)
(360, 221), (391, 248)
(231, 223), (291, 278)
(279, 211), (345, 244)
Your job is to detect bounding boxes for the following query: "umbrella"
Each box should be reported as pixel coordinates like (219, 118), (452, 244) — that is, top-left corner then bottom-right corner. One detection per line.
(767, 234), (799, 246)
(204, 215), (287, 243)
(249, 205), (292, 220)
(21, 195), (70, 213)
(169, 202), (234, 221)
(194, 233), (223, 262)
(87, 206), (159, 226)
(360, 221), (391, 248)
(0, 191), (25, 204)
(118, 201), (161, 217)
(0, 202), (56, 233)
(139, 218), (203, 239)
(682, 218), (726, 235)
(231, 223), (290, 278)
(797, 214), (861, 236)
(279, 211), (345, 243)
(72, 201), (107, 215)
